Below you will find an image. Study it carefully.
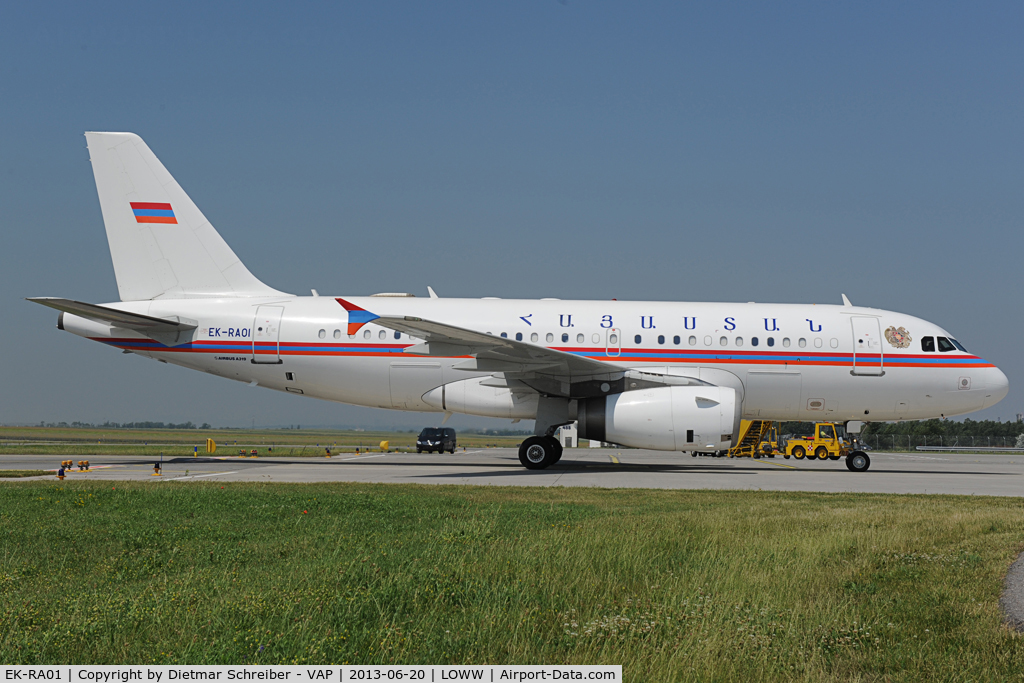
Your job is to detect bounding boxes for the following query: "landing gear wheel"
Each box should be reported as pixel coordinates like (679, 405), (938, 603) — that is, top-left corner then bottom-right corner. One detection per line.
(846, 451), (870, 472)
(519, 436), (559, 470)
(549, 437), (564, 463)
(793, 446), (806, 460)
(815, 446), (829, 460)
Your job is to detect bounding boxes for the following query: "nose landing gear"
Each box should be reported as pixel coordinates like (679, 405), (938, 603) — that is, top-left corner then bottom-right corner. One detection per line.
(846, 451), (871, 472)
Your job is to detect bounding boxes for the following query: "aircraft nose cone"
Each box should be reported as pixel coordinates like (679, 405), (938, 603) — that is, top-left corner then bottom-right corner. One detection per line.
(983, 366), (1010, 408)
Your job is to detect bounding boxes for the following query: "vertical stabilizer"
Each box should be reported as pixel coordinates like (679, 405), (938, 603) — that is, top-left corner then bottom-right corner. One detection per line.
(85, 132), (286, 301)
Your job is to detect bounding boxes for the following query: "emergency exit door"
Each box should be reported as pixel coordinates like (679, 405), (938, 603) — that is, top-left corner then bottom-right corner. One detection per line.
(252, 306), (284, 364)
(851, 316), (883, 376)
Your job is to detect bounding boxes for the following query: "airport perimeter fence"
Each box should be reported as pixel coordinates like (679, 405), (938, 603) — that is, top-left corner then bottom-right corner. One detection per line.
(860, 434), (1023, 451)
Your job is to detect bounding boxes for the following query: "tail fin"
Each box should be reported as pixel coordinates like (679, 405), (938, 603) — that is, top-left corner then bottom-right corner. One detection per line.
(85, 132), (286, 301)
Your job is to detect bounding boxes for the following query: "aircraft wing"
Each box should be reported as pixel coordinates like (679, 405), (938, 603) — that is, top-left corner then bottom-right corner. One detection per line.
(27, 297), (197, 346)
(338, 298), (702, 399)
(377, 314), (624, 376)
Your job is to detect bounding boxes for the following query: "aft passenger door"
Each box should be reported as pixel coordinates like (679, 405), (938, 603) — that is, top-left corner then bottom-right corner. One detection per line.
(252, 305), (284, 364)
(851, 316), (883, 376)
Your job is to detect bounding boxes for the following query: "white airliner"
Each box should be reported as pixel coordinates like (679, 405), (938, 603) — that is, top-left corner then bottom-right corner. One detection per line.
(29, 133), (1009, 472)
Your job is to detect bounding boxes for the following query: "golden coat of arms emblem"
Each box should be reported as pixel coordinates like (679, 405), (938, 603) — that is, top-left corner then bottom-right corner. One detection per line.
(884, 326), (912, 349)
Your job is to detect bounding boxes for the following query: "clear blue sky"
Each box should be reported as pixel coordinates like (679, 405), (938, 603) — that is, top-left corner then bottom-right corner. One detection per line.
(3, 2), (1022, 428)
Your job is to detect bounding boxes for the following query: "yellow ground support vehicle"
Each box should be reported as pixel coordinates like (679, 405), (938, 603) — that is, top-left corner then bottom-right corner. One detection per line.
(783, 422), (848, 461)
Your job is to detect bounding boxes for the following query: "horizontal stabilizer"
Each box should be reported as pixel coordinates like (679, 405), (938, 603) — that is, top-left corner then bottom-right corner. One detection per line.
(27, 297), (197, 347)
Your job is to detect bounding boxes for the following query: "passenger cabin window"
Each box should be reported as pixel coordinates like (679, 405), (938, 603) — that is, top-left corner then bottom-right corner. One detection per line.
(562, 333), (569, 343)
(782, 338), (790, 348)
(937, 336), (956, 352)
(577, 333), (584, 343)
(689, 336), (697, 345)
(363, 329), (371, 339)
(334, 329), (341, 339)
(546, 333), (554, 343)
(592, 333), (600, 343)
(531, 333), (539, 342)
(921, 336), (935, 352)
(735, 337), (743, 347)
(704, 336), (712, 346)
(634, 334), (642, 344)
(379, 330), (386, 340)
(658, 335), (665, 345)
(394, 331), (400, 340)
(767, 337), (775, 347)
(798, 338), (806, 348)
(673, 335), (681, 345)
(719, 336), (727, 346)
(515, 332), (523, 341)
(751, 337), (759, 347)
(500, 332), (507, 338)
(318, 329), (326, 339)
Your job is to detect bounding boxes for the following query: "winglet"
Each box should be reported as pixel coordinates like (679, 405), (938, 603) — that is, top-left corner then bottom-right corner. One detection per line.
(336, 298), (380, 335)
(841, 293), (852, 307)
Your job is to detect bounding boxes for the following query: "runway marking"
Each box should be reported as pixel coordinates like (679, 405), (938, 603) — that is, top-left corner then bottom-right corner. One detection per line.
(339, 454), (388, 461)
(165, 471), (239, 481)
(609, 454), (620, 464)
(752, 459), (798, 469)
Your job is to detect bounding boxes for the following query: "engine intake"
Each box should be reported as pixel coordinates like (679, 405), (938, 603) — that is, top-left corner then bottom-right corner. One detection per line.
(577, 385), (739, 451)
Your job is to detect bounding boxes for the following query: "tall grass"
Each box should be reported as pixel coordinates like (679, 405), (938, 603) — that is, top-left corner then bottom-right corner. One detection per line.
(1, 482), (1023, 679)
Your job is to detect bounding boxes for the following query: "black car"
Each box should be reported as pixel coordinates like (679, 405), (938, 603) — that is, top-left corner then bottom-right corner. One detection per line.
(417, 427), (457, 454)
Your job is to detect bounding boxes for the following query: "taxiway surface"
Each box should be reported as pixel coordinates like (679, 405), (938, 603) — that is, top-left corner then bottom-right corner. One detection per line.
(5, 448), (1024, 496)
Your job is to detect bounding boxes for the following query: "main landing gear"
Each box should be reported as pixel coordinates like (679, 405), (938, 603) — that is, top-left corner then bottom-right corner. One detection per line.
(518, 436), (563, 470)
(846, 451), (871, 472)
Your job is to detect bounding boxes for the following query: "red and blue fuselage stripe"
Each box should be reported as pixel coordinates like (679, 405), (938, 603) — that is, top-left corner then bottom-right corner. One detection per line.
(92, 338), (995, 368)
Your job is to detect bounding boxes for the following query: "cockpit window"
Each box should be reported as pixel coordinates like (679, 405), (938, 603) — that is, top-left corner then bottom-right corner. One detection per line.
(921, 336), (935, 352)
(951, 339), (968, 352)
(937, 336), (956, 352)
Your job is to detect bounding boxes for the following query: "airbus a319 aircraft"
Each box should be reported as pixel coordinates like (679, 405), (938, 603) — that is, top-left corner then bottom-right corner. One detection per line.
(30, 133), (1009, 472)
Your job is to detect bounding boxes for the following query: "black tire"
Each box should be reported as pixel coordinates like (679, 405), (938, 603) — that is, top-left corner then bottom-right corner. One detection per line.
(549, 436), (563, 462)
(828, 454), (840, 461)
(792, 446), (806, 460)
(815, 446), (829, 460)
(846, 451), (870, 472)
(519, 436), (558, 470)
(416, 448), (422, 453)
(783, 453), (790, 460)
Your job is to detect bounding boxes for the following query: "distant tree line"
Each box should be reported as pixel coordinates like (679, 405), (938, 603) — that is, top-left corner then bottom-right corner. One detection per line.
(37, 420), (213, 430)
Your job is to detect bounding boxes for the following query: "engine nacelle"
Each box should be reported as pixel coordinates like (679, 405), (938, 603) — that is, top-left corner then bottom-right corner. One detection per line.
(577, 385), (739, 451)
(422, 377), (540, 419)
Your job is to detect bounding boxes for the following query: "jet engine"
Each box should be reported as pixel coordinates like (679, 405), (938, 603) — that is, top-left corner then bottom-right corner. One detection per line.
(577, 385), (739, 451)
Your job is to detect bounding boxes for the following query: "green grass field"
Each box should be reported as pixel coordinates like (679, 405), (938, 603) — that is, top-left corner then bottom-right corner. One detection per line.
(1, 482), (1023, 679)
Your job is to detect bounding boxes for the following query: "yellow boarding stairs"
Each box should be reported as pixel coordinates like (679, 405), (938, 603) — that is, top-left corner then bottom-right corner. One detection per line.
(727, 420), (774, 458)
